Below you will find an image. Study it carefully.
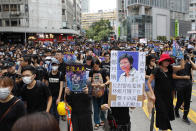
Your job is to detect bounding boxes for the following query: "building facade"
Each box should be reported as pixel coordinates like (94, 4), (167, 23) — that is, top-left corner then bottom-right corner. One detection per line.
(189, 0), (196, 31)
(0, 0), (81, 43)
(81, 0), (89, 13)
(117, 0), (191, 41)
(81, 10), (117, 34)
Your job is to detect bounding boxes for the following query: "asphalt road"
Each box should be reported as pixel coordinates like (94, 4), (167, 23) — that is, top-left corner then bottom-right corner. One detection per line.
(60, 72), (196, 131)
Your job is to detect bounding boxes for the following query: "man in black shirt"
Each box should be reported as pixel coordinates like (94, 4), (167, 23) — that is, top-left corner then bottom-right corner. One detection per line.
(173, 55), (196, 125)
(55, 50), (66, 76)
(85, 55), (93, 79)
(3, 62), (21, 96)
(21, 66), (52, 114)
(47, 58), (64, 121)
(32, 54), (48, 84)
(101, 52), (110, 73)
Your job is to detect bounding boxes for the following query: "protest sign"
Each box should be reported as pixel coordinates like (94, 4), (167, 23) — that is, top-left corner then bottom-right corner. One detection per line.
(66, 64), (86, 92)
(139, 38), (147, 44)
(63, 52), (77, 63)
(173, 40), (184, 59)
(109, 51), (145, 107)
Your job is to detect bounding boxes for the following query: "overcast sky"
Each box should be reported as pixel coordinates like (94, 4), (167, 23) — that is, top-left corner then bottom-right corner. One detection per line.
(90, 0), (116, 12)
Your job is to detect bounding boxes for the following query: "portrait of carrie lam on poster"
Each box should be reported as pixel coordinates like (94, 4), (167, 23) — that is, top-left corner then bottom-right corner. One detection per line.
(109, 51), (146, 107)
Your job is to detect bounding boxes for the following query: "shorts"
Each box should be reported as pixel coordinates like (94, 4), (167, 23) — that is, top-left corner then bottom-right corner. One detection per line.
(145, 79), (155, 92)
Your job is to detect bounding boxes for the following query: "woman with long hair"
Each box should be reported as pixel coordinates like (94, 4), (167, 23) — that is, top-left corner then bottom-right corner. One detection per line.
(145, 55), (156, 117)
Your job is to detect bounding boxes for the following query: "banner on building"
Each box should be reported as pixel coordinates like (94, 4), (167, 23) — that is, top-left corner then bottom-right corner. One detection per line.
(66, 64), (86, 92)
(109, 51), (145, 107)
(175, 20), (179, 37)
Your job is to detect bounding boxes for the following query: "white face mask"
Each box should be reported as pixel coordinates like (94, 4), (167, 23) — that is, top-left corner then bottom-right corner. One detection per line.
(52, 66), (58, 71)
(0, 88), (10, 100)
(22, 76), (33, 85)
(45, 61), (50, 65)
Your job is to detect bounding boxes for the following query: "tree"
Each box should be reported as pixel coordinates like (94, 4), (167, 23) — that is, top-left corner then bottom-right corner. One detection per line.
(86, 19), (113, 41)
(157, 36), (167, 41)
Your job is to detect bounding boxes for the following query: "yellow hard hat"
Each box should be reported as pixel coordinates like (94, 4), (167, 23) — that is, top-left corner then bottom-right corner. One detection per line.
(57, 102), (66, 116)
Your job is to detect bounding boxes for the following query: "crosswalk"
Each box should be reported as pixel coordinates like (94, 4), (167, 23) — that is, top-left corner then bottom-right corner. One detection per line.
(142, 89), (196, 131)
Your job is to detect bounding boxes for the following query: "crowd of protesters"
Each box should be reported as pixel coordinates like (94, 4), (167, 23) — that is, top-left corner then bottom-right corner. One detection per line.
(0, 39), (196, 131)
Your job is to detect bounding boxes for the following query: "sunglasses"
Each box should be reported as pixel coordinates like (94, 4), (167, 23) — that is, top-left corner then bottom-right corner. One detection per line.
(164, 59), (171, 62)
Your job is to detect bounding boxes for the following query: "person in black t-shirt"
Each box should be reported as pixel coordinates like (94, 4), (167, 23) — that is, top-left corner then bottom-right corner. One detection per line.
(101, 92), (131, 131)
(21, 66), (52, 114)
(55, 50), (67, 121)
(47, 59), (64, 121)
(55, 50), (66, 76)
(173, 55), (196, 125)
(101, 52), (110, 73)
(3, 62), (22, 96)
(85, 55), (93, 79)
(65, 77), (93, 131)
(89, 59), (110, 130)
(32, 54), (48, 84)
(0, 77), (26, 131)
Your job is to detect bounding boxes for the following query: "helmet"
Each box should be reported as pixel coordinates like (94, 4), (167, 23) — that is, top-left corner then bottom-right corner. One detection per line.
(57, 102), (66, 116)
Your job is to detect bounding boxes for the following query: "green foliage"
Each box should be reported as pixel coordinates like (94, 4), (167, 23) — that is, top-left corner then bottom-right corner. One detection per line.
(157, 36), (167, 41)
(86, 19), (113, 41)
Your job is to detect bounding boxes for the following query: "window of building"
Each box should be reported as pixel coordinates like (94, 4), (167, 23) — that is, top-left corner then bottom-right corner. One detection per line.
(10, 4), (17, 11)
(62, 9), (65, 15)
(0, 19), (2, 26)
(192, 20), (195, 22)
(11, 20), (17, 26)
(17, 4), (20, 11)
(62, 0), (65, 3)
(5, 20), (10, 26)
(0, 5), (2, 12)
(3, 5), (9, 11)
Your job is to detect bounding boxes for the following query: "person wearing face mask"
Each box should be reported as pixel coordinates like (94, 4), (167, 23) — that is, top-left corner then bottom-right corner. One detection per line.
(0, 77), (26, 131)
(46, 58), (64, 121)
(3, 62), (21, 96)
(20, 66), (52, 114)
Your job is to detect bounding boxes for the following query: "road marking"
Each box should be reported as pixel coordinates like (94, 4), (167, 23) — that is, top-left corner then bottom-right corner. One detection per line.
(143, 100), (158, 131)
(143, 98), (196, 131)
(173, 98), (196, 124)
(192, 93), (196, 96)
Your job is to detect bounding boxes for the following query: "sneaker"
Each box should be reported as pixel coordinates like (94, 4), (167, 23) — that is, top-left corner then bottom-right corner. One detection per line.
(183, 118), (191, 125)
(175, 110), (180, 118)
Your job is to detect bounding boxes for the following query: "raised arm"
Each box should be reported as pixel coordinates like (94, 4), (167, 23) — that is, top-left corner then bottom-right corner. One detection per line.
(173, 59), (185, 72)
(190, 59), (196, 70)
